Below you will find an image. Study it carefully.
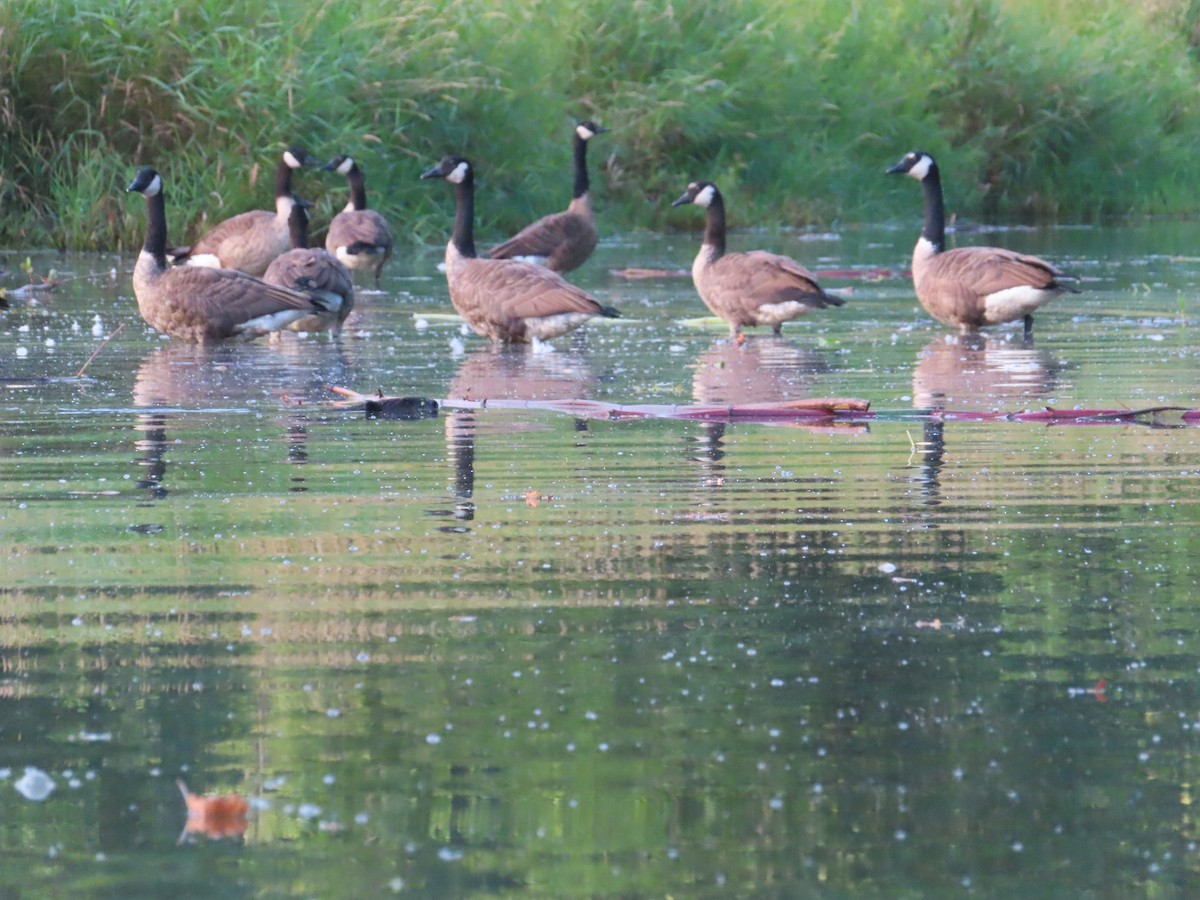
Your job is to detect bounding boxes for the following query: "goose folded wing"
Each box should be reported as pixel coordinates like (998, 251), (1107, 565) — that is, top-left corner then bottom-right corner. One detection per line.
(188, 210), (273, 257)
(714, 252), (834, 307)
(331, 211), (391, 249)
(179, 268), (323, 318)
(469, 259), (605, 318)
(490, 211), (581, 259)
(939, 247), (1067, 294)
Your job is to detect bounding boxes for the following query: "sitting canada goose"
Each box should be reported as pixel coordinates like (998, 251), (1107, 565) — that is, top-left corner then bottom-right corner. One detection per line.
(887, 150), (1079, 340)
(671, 180), (844, 338)
(263, 197), (354, 333)
(170, 146), (313, 276)
(488, 121), (606, 273)
(126, 166), (331, 342)
(420, 155), (620, 343)
(321, 154), (393, 285)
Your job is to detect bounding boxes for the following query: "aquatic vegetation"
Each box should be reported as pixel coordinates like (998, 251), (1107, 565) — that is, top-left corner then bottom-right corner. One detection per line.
(3, 0), (1200, 251)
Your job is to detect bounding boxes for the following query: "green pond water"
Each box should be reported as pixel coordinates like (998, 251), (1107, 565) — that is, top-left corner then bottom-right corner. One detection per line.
(2, 221), (1199, 898)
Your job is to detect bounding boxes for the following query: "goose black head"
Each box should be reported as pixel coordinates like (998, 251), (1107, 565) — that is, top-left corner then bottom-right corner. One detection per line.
(671, 181), (719, 209)
(322, 154), (357, 175)
(283, 146), (314, 169)
(126, 166), (163, 197)
(887, 151), (937, 181)
(420, 156), (473, 185)
(575, 121), (607, 141)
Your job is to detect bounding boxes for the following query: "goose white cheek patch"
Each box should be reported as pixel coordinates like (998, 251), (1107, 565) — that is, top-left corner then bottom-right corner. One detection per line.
(693, 184), (716, 208)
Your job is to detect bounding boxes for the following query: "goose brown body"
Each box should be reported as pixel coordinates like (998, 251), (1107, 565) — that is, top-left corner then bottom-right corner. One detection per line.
(888, 150), (1079, 338)
(421, 155), (620, 343)
(488, 121), (605, 274)
(322, 155), (393, 284)
(173, 147), (312, 277)
(263, 199), (354, 332)
(126, 167), (328, 343)
(672, 180), (844, 337)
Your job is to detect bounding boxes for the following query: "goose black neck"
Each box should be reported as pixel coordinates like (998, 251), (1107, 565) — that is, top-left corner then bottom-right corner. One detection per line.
(142, 189), (169, 268)
(572, 134), (591, 200)
(288, 206), (310, 250)
(274, 158), (295, 200)
(920, 165), (946, 251)
(451, 175), (477, 258)
(703, 189), (727, 257)
(347, 167), (369, 210)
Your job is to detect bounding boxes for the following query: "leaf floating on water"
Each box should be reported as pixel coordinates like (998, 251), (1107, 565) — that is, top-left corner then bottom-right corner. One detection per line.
(177, 779), (249, 842)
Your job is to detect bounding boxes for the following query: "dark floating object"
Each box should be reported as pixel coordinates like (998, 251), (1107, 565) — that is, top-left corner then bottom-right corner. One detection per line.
(328, 387), (1200, 428)
(363, 396), (440, 420)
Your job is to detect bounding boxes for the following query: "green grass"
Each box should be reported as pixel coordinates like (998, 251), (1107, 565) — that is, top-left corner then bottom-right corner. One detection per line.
(4, 0), (1200, 251)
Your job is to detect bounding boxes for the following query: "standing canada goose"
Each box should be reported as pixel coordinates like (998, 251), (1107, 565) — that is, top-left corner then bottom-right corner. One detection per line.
(171, 146), (313, 276)
(263, 197), (355, 333)
(126, 166), (331, 342)
(671, 180), (844, 338)
(887, 150), (1079, 340)
(420, 155), (620, 343)
(488, 121), (606, 273)
(321, 154), (393, 285)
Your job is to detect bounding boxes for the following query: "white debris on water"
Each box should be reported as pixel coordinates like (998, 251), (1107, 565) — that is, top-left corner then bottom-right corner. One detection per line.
(14, 767), (56, 801)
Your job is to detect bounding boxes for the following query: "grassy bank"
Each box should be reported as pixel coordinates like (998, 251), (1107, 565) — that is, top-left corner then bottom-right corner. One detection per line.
(3, 0), (1200, 252)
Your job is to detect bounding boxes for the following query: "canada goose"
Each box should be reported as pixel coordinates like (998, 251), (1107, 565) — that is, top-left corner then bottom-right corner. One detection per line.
(887, 150), (1079, 340)
(171, 146), (313, 276)
(321, 155), (393, 285)
(126, 166), (331, 342)
(671, 180), (845, 337)
(263, 197), (355, 333)
(419, 155), (620, 343)
(488, 121), (606, 273)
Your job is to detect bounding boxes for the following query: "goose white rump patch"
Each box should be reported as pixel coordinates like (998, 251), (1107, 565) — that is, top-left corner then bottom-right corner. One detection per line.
(755, 301), (817, 327)
(982, 285), (1057, 324)
(234, 309), (311, 337)
(180, 253), (223, 269)
(526, 312), (596, 340)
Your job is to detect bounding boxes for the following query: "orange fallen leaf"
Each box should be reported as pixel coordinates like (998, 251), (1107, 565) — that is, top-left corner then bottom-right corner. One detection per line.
(177, 779), (249, 842)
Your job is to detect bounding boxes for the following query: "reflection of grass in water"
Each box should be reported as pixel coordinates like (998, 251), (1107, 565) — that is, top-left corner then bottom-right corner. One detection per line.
(6, 0), (1200, 251)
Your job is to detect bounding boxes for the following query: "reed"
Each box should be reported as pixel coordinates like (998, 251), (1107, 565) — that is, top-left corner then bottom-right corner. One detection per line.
(3, 0), (1200, 251)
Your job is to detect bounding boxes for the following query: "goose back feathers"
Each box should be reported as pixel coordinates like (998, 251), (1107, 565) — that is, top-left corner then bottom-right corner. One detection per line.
(126, 166), (329, 343)
(887, 150), (1079, 337)
(172, 147), (312, 277)
(263, 197), (355, 332)
(488, 121), (605, 273)
(672, 180), (844, 337)
(421, 155), (619, 343)
(321, 155), (393, 284)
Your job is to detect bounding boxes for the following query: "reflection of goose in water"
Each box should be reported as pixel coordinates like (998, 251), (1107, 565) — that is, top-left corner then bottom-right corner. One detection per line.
(131, 344), (350, 501)
(132, 342), (353, 410)
(439, 347), (597, 527)
(691, 336), (831, 405)
(908, 333), (1063, 510)
(690, 336), (836, 485)
(912, 332), (1063, 411)
(447, 345), (597, 403)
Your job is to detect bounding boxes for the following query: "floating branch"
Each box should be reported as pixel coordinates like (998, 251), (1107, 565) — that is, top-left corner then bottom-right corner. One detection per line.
(327, 387), (1200, 429)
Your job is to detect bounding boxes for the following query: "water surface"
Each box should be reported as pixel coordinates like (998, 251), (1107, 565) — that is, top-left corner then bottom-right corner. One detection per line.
(2, 222), (1199, 897)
